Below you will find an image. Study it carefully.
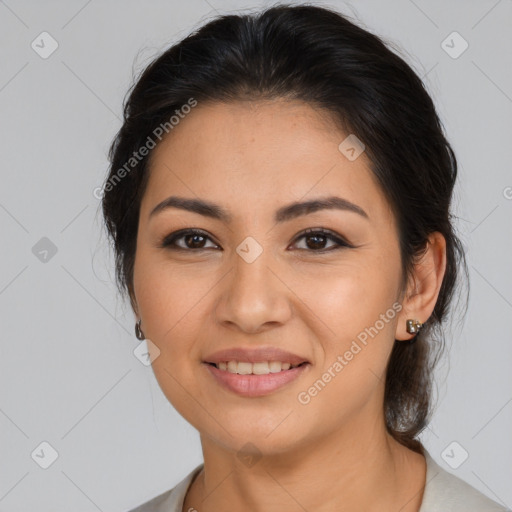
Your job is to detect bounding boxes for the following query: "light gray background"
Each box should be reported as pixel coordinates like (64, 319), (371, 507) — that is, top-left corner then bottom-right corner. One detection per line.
(0, 0), (511, 510)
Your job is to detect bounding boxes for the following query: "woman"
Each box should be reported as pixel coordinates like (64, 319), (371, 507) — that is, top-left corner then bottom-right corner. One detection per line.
(101, 4), (508, 511)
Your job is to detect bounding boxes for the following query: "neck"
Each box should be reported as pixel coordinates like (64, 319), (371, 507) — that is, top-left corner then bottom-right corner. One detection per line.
(183, 417), (426, 512)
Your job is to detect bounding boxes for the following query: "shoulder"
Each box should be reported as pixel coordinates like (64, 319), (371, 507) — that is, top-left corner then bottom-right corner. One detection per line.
(420, 449), (509, 512)
(126, 464), (204, 512)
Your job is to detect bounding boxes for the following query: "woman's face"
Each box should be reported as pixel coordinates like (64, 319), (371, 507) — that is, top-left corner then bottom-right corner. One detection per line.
(132, 99), (409, 456)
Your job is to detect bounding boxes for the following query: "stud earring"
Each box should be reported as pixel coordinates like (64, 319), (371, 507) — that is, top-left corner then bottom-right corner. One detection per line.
(135, 319), (146, 340)
(405, 318), (422, 344)
(406, 319), (422, 334)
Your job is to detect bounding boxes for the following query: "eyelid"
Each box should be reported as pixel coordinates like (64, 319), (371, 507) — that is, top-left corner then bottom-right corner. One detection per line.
(294, 227), (353, 249)
(160, 228), (219, 250)
(159, 227), (354, 251)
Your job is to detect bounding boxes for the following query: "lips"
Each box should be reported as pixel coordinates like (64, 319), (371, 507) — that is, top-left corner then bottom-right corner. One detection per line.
(204, 360), (310, 397)
(203, 347), (310, 366)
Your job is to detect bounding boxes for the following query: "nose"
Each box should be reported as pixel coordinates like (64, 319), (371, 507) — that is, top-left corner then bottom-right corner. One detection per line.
(215, 246), (292, 334)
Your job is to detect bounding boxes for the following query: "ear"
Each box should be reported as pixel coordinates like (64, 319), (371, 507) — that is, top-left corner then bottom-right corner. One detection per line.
(395, 232), (447, 341)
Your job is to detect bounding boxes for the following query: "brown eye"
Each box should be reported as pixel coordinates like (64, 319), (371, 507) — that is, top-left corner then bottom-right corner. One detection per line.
(183, 233), (207, 249)
(160, 227), (352, 253)
(292, 228), (352, 252)
(160, 229), (218, 251)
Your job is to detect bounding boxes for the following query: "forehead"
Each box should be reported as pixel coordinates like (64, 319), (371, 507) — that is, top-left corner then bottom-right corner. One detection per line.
(141, 99), (391, 225)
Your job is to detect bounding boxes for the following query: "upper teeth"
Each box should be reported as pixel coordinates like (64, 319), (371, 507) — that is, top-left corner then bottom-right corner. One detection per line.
(215, 361), (302, 374)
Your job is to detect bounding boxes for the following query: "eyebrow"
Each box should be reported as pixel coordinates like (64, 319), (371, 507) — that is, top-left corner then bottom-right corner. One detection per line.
(149, 195), (369, 223)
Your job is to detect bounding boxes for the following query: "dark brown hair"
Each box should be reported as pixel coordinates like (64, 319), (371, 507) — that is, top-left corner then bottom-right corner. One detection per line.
(101, 3), (468, 451)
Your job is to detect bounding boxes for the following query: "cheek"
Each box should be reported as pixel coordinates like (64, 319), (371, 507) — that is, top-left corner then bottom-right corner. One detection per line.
(297, 256), (400, 391)
(291, 271), (399, 433)
(136, 266), (208, 348)
(295, 256), (399, 338)
(132, 247), (209, 373)
(134, 259), (211, 420)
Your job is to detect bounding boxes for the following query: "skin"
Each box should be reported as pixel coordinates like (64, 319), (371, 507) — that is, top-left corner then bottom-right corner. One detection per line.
(131, 98), (447, 512)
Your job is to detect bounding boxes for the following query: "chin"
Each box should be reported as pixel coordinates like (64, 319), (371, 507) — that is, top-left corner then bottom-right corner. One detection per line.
(204, 418), (308, 456)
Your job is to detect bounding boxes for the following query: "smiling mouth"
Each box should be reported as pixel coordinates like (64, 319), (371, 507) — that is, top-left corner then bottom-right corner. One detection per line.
(204, 359), (310, 397)
(205, 361), (308, 375)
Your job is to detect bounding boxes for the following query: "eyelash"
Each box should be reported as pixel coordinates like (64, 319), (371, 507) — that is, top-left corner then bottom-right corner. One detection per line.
(159, 227), (353, 253)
